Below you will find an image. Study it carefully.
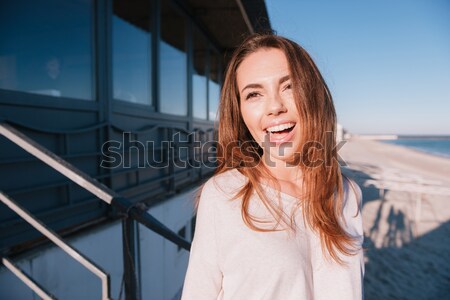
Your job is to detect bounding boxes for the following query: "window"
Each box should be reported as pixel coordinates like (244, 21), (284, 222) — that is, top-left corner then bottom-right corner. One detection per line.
(208, 50), (221, 121)
(159, 1), (187, 116)
(192, 28), (208, 120)
(113, 0), (152, 105)
(0, 0), (93, 100)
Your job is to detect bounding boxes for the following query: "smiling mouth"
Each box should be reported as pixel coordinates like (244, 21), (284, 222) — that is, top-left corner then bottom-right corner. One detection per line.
(265, 122), (296, 135)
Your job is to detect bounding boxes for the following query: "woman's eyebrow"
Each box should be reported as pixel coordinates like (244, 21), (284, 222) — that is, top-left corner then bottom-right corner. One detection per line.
(279, 75), (290, 84)
(241, 83), (262, 94)
(240, 75), (290, 94)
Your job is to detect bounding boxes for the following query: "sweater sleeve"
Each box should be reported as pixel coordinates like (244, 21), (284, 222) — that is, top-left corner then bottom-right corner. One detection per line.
(181, 180), (223, 300)
(312, 178), (365, 300)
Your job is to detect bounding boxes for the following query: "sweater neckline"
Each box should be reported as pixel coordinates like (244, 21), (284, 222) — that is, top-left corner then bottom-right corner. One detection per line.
(229, 168), (300, 202)
(260, 182), (300, 202)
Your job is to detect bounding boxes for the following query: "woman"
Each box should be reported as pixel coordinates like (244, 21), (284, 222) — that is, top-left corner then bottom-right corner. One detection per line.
(181, 33), (364, 300)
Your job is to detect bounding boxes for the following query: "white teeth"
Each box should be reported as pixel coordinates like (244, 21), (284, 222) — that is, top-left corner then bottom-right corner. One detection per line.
(266, 122), (295, 133)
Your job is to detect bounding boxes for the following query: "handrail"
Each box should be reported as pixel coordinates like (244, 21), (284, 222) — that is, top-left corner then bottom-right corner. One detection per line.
(0, 119), (109, 134)
(1, 257), (57, 300)
(0, 122), (191, 250)
(1, 118), (200, 136)
(0, 121), (193, 299)
(0, 123), (114, 201)
(0, 193), (110, 300)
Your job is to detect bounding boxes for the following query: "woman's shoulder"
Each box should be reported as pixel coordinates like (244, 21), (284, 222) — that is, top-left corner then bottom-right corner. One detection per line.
(195, 169), (247, 216)
(342, 175), (363, 208)
(201, 168), (248, 199)
(340, 175), (364, 238)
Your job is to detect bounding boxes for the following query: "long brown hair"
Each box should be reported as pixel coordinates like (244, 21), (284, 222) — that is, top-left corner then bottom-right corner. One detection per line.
(213, 33), (360, 264)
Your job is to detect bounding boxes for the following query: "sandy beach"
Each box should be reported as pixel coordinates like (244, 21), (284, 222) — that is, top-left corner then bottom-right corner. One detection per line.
(339, 139), (450, 300)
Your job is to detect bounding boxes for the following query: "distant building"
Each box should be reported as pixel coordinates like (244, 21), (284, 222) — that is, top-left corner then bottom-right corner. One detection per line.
(336, 122), (344, 142)
(0, 1), (271, 299)
(350, 134), (398, 140)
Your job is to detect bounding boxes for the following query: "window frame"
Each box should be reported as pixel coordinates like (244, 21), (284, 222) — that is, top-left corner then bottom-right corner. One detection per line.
(0, 0), (98, 108)
(111, 0), (156, 110)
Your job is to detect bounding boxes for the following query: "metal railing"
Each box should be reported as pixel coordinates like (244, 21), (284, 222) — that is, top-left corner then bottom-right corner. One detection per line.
(1, 257), (56, 300)
(0, 191), (109, 300)
(0, 122), (192, 300)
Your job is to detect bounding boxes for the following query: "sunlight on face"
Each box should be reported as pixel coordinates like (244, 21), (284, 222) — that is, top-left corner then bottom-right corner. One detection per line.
(237, 48), (301, 165)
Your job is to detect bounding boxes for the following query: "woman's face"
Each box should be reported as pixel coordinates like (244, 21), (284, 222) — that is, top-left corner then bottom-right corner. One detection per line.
(237, 48), (301, 166)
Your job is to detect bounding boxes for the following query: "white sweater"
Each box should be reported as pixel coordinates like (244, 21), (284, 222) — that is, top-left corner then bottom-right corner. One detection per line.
(181, 169), (364, 300)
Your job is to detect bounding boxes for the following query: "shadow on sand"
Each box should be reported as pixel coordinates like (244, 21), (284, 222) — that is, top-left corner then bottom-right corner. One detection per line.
(342, 164), (450, 300)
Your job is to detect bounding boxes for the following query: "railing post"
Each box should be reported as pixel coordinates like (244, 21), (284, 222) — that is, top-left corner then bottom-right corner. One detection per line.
(122, 217), (141, 300)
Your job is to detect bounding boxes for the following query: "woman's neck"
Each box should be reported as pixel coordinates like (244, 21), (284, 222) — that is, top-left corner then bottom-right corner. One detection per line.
(260, 154), (303, 183)
(256, 161), (304, 199)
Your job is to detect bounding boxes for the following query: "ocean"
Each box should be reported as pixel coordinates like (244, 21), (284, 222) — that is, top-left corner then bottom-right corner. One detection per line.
(381, 138), (450, 159)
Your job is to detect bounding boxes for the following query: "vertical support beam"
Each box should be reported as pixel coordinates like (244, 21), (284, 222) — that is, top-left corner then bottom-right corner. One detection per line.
(187, 17), (194, 132)
(97, 0), (114, 202)
(168, 128), (175, 193)
(122, 217), (141, 300)
(153, 0), (161, 113)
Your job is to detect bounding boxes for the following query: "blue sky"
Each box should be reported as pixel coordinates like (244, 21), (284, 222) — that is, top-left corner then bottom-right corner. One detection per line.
(266, 0), (450, 135)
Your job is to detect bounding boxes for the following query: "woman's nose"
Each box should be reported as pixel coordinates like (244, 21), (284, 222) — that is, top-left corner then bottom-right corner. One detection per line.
(266, 93), (287, 116)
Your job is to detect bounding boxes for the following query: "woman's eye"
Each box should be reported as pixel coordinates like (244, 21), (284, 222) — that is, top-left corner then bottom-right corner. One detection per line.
(283, 83), (292, 91)
(245, 92), (260, 100)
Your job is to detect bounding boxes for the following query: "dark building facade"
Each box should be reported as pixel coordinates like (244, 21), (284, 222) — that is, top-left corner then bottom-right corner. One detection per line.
(0, 0), (271, 254)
